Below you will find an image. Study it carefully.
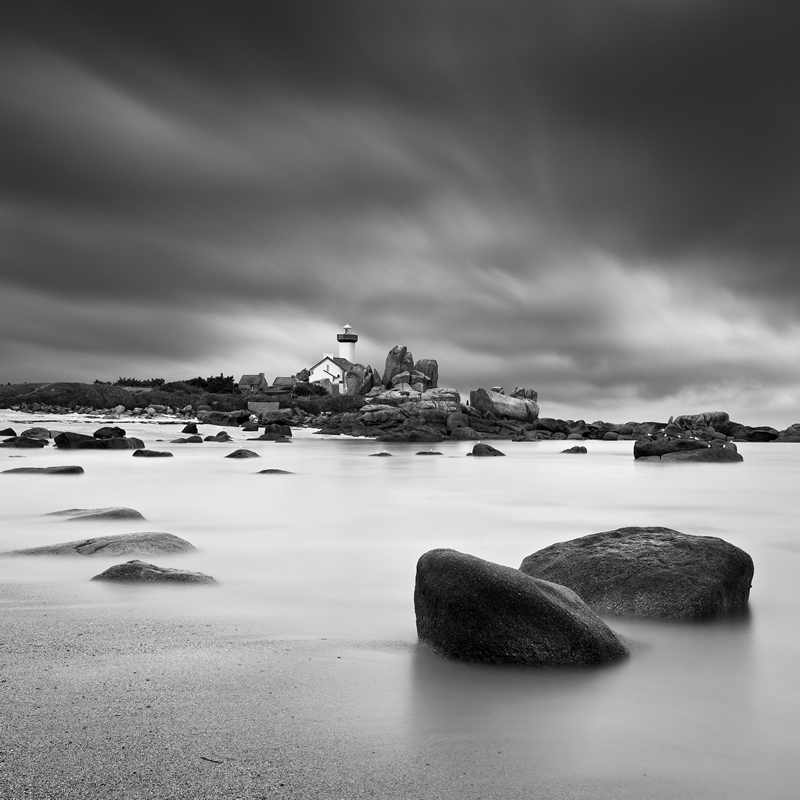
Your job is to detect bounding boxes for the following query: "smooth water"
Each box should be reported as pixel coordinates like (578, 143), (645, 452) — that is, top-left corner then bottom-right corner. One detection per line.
(2, 412), (799, 796)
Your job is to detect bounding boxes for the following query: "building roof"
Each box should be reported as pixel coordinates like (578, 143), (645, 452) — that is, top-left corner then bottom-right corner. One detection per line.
(238, 374), (267, 385)
(309, 355), (352, 372)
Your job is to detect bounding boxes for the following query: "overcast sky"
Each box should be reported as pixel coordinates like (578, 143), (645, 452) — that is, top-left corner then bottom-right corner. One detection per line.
(2, 0), (799, 425)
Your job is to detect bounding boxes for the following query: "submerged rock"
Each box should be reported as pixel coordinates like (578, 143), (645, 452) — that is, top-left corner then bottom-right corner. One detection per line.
(2, 465), (84, 475)
(414, 549), (629, 666)
(45, 507), (147, 522)
(1, 436), (48, 448)
(4, 532), (194, 557)
(561, 446), (588, 454)
(93, 426), (126, 440)
(90, 560), (216, 584)
(225, 448), (260, 458)
(132, 449), (173, 458)
(519, 526), (754, 619)
(257, 469), (293, 474)
(470, 443), (505, 457)
(415, 450), (443, 456)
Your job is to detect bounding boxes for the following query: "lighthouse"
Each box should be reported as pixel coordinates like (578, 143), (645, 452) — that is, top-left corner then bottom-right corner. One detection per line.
(337, 323), (358, 362)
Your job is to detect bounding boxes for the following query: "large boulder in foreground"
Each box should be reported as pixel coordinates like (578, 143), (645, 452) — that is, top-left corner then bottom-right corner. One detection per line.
(4, 532), (194, 557)
(519, 527), (754, 620)
(90, 560), (216, 584)
(470, 388), (539, 422)
(414, 549), (629, 667)
(45, 507), (147, 522)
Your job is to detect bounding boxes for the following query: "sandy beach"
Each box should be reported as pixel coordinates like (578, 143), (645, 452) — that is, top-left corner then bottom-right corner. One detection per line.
(3, 581), (629, 800)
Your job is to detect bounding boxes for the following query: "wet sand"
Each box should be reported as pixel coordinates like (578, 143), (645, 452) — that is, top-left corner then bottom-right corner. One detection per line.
(2, 581), (679, 800)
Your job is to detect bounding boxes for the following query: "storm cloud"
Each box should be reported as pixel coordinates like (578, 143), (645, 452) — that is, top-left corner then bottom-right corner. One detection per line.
(2, 0), (799, 424)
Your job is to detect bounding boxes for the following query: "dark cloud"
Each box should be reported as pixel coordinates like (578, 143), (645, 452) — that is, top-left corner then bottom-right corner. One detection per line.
(1, 0), (799, 424)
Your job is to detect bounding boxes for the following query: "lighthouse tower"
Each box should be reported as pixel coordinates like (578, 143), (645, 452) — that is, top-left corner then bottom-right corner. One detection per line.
(337, 323), (358, 362)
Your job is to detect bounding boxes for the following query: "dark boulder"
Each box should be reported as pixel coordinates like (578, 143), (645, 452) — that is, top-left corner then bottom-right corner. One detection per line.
(171, 435), (203, 444)
(416, 450), (443, 456)
(519, 526), (754, 620)
(450, 426), (480, 440)
(45, 507), (147, 522)
(0, 428), (16, 437)
(181, 423), (199, 434)
(738, 426), (779, 442)
(470, 443), (505, 457)
(93, 426), (126, 440)
(414, 549), (629, 666)
(414, 359), (439, 390)
(4, 532), (194, 557)
(76, 437), (145, 450)
(205, 431), (234, 442)
(225, 448), (260, 458)
(561, 446), (588, 454)
(378, 422), (444, 442)
(660, 442), (743, 462)
(257, 469), (293, 474)
(1, 436), (48, 448)
(369, 451), (393, 457)
(54, 431), (96, 449)
(3, 465), (84, 475)
(91, 560), (216, 584)
(132, 449), (173, 458)
(20, 427), (52, 439)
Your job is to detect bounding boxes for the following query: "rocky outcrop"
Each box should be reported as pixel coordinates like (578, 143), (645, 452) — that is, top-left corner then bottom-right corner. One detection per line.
(91, 560), (216, 584)
(519, 527), (754, 620)
(381, 346), (415, 388)
(414, 549), (629, 666)
(470, 388), (539, 422)
(4, 532), (194, 557)
(45, 507), (147, 522)
(344, 363), (374, 396)
(3, 465), (84, 475)
(414, 359), (439, 390)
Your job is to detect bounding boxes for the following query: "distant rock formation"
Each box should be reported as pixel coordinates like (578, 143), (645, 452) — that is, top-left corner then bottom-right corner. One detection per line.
(45, 507), (146, 522)
(3, 465), (84, 475)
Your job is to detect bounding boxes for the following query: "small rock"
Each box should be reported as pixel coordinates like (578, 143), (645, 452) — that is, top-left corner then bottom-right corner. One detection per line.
(132, 450), (174, 458)
(256, 469), (294, 474)
(561, 446), (588, 454)
(470, 443), (505, 457)
(45, 507), (147, 522)
(90, 560), (216, 584)
(2, 465), (84, 475)
(93, 426), (126, 440)
(225, 449), (260, 458)
(415, 451), (443, 456)
(369, 451), (393, 457)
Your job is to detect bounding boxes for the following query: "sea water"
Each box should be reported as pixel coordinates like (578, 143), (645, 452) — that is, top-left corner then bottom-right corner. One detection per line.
(1, 411), (799, 797)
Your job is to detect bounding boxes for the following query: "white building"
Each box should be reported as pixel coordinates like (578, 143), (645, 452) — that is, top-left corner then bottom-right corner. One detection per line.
(308, 324), (359, 391)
